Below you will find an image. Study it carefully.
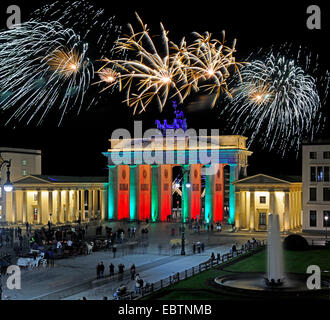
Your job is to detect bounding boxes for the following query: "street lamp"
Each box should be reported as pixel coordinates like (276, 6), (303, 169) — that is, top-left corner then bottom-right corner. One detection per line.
(1, 158), (13, 193)
(325, 214), (329, 244)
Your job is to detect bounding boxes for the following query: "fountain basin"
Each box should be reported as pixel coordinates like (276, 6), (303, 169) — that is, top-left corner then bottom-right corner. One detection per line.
(214, 272), (329, 293)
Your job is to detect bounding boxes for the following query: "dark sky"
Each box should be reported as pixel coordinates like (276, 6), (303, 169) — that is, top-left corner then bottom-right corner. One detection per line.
(0, 0), (328, 177)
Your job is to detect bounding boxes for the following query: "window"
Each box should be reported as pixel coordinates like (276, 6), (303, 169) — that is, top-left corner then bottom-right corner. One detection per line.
(309, 188), (317, 201)
(324, 167), (330, 182)
(323, 211), (330, 227)
(323, 188), (330, 201)
(141, 184), (149, 191)
(215, 184), (222, 191)
(259, 196), (266, 204)
(22, 170), (27, 176)
(163, 184), (169, 191)
(310, 152), (317, 159)
(310, 167), (316, 182)
(33, 208), (38, 220)
(310, 211), (317, 227)
(33, 193), (38, 201)
(259, 212), (266, 225)
(323, 152), (330, 159)
(22, 160), (27, 166)
(317, 167), (323, 182)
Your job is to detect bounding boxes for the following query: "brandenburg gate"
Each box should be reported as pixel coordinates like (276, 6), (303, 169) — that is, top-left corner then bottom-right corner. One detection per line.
(103, 133), (252, 225)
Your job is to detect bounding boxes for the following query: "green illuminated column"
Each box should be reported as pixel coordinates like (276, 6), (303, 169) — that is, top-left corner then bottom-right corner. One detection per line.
(204, 166), (212, 224)
(151, 165), (159, 222)
(229, 164), (238, 225)
(129, 165), (137, 221)
(181, 165), (189, 222)
(108, 165), (116, 220)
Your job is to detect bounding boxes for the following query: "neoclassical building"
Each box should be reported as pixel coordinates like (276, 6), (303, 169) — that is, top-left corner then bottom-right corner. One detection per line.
(103, 135), (252, 224)
(5, 175), (107, 225)
(233, 174), (302, 231)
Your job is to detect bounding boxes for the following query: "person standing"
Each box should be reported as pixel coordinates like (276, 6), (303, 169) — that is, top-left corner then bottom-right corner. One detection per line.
(130, 264), (136, 280)
(118, 263), (124, 281)
(112, 245), (117, 258)
(96, 262), (101, 279)
(109, 263), (114, 277)
(99, 261), (105, 279)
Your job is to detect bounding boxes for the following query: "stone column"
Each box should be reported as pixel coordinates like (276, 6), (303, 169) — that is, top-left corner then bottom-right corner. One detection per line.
(37, 190), (42, 225)
(108, 165), (116, 220)
(11, 190), (17, 224)
(22, 190), (27, 223)
(229, 164), (238, 225)
(151, 165), (159, 222)
(57, 190), (62, 224)
(93, 190), (97, 219)
(81, 190), (85, 221)
(235, 191), (240, 230)
(100, 189), (106, 220)
(129, 165), (137, 221)
(181, 165), (189, 222)
(284, 190), (290, 231)
(88, 189), (93, 220)
(72, 190), (78, 221)
(269, 190), (275, 214)
(65, 190), (70, 222)
(250, 190), (255, 231)
(48, 190), (53, 224)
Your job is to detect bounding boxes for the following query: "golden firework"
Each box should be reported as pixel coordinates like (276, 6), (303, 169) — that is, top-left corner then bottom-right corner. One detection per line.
(47, 48), (81, 78)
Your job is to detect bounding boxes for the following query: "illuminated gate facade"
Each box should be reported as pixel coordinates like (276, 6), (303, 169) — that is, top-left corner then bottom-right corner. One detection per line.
(103, 135), (252, 224)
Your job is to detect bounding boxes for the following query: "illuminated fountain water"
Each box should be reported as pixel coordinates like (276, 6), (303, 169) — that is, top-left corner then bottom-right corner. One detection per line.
(265, 213), (284, 286)
(213, 213), (326, 294)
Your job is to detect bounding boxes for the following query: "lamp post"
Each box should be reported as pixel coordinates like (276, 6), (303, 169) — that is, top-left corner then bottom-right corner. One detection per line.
(325, 214), (329, 245)
(0, 155), (13, 225)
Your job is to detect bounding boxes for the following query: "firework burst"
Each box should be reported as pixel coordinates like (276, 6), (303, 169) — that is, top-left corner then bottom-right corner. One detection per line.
(100, 14), (241, 113)
(222, 53), (326, 154)
(100, 13), (187, 113)
(182, 31), (242, 107)
(0, 21), (93, 125)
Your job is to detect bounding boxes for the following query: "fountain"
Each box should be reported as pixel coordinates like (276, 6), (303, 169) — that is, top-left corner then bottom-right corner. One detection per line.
(265, 213), (284, 287)
(214, 213), (328, 296)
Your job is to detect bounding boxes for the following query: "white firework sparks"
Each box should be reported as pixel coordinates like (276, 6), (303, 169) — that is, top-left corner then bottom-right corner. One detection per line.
(223, 53), (323, 154)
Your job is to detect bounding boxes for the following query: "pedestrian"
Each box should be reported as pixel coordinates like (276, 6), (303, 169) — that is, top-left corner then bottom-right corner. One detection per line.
(99, 261), (105, 279)
(210, 252), (215, 261)
(130, 264), (136, 280)
(112, 245), (117, 258)
(201, 242), (204, 252)
(118, 263), (125, 281)
(192, 243), (196, 254)
(96, 262), (101, 279)
(49, 250), (55, 267)
(135, 274), (141, 294)
(109, 263), (114, 277)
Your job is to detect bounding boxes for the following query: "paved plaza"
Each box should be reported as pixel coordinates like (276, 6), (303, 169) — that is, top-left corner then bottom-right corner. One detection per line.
(0, 221), (326, 300)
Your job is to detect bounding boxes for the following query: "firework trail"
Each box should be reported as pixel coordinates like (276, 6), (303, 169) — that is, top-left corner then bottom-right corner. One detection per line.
(31, 0), (123, 98)
(221, 48), (329, 155)
(100, 13), (241, 113)
(0, 21), (93, 125)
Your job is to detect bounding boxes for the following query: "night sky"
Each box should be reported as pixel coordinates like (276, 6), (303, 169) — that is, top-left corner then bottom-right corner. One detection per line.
(0, 0), (328, 177)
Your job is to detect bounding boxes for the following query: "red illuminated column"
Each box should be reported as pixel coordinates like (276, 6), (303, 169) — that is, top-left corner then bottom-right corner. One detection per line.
(213, 164), (224, 223)
(160, 165), (173, 221)
(138, 165), (151, 220)
(117, 165), (130, 220)
(190, 164), (202, 220)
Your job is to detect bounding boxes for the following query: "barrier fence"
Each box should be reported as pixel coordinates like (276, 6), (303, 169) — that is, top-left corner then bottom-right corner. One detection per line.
(116, 240), (266, 300)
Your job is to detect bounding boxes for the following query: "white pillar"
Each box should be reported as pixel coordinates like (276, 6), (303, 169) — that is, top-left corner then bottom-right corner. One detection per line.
(37, 190), (42, 225)
(81, 190), (85, 221)
(72, 190), (78, 221)
(48, 190), (53, 223)
(11, 190), (17, 224)
(22, 190), (27, 223)
(88, 189), (93, 220)
(57, 190), (62, 224)
(250, 190), (255, 231)
(284, 191), (290, 231)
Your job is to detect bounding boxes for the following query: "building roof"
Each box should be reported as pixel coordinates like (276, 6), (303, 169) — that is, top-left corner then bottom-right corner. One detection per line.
(234, 173), (301, 185)
(13, 175), (107, 185)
